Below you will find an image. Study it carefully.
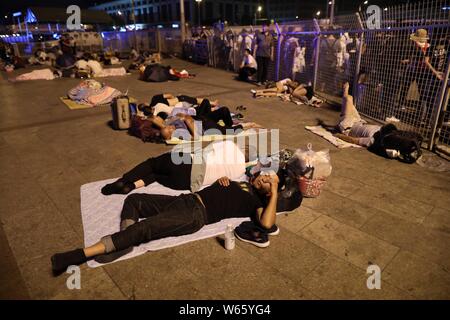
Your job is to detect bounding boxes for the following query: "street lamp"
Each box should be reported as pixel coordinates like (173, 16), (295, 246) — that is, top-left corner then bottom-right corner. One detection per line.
(196, 0), (202, 27)
(254, 5), (262, 25)
(316, 11), (321, 16)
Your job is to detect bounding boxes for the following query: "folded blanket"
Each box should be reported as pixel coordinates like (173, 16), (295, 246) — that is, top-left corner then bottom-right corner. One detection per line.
(305, 125), (362, 149)
(68, 79), (122, 106)
(14, 68), (55, 81)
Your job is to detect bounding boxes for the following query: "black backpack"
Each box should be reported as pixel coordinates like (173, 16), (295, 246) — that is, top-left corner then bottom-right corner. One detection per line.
(369, 124), (423, 164)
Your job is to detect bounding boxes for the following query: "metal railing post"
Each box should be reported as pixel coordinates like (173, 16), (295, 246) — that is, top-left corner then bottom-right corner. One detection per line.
(429, 55), (450, 150)
(353, 12), (365, 101)
(312, 18), (321, 92)
(275, 23), (281, 81)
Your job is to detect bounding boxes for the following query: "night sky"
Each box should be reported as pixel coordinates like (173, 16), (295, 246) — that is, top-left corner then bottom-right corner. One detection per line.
(0, 0), (420, 17)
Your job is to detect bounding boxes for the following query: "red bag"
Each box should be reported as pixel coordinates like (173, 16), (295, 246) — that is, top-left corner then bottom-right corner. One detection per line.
(128, 115), (163, 143)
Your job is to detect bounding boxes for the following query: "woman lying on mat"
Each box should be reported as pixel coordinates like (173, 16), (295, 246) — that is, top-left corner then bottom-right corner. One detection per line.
(51, 174), (280, 275)
(101, 140), (302, 213)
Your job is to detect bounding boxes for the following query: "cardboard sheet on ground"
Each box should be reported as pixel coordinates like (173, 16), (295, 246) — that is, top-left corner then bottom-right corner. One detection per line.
(81, 177), (284, 268)
(305, 126), (362, 149)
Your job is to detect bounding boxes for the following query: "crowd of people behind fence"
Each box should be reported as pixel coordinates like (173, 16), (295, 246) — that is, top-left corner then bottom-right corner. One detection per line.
(185, 23), (448, 127)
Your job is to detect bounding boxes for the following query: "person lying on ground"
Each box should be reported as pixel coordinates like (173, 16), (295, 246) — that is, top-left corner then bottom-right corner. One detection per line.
(149, 94), (219, 108)
(144, 96), (221, 118)
(252, 79), (317, 104)
(101, 140), (302, 212)
(251, 78), (298, 97)
(238, 49), (258, 82)
(51, 174), (280, 275)
(322, 82), (422, 163)
(150, 100), (262, 141)
(332, 82), (382, 148)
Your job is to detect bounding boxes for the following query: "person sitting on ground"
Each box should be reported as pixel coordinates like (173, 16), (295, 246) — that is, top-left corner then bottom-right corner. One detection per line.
(238, 49), (258, 82)
(50, 173), (280, 274)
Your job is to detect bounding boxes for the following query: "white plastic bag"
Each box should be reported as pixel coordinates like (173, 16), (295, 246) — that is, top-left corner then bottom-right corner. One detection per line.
(288, 143), (332, 179)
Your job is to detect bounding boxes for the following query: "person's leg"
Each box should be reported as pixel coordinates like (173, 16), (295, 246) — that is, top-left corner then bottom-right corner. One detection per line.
(338, 82), (361, 132)
(51, 194), (206, 274)
(206, 106), (233, 127)
(102, 153), (181, 195)
(177, 95), (198, 105)
(150, 94), (169, 107)
(194, 99), (212, 117)
(256, 56), (264, 83)
(201, 117), (243, 135)
(155, 161), (192, 190)
(261, 57), (270, 83)
(102, 194), (206, 255)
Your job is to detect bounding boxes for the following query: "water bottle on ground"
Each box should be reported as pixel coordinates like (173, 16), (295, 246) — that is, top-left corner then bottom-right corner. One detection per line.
(224, 224), (235, 250)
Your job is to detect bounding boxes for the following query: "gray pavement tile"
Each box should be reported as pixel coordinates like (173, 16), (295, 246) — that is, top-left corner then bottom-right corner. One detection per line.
(383, 250), (450, 299)
(360, 212), (450, 271)
(300, 256), (414, 300)
(300, 215), (400, 270)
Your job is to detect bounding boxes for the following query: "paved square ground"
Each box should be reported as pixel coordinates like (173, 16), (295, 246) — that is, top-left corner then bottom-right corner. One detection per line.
(0, 58), (449, 299)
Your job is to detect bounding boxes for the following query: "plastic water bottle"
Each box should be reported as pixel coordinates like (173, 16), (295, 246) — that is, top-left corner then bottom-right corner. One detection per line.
(224, 224), (235, 250)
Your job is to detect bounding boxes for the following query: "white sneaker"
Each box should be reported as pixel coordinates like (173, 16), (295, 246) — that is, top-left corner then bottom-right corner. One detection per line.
(250, 89), (257, 94)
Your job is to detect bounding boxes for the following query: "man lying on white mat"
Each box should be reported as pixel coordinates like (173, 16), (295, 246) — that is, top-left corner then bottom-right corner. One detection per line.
(51, 174), (279, 276)
(101, 140), (302, 212)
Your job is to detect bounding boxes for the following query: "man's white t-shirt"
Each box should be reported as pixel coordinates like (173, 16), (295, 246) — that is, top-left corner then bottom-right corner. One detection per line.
(202, 141), (246, 186)
(243, 54), (257, 69)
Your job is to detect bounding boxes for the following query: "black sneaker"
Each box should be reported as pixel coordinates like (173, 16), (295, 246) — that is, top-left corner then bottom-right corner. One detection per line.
(265, 224), (280, 236)
(234, 223), (270, 248)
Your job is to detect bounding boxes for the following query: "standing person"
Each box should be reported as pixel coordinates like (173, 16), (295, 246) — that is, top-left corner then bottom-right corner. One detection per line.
(401, 29), (444, 123)
(254, 25), (274, 86)
(238, 49), (258, 82)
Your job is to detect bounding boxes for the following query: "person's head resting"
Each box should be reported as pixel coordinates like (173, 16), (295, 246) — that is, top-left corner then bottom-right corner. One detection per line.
(244, 48), (251, 56)
(160, 125), (176, 140)
(250, 172), (274, 197)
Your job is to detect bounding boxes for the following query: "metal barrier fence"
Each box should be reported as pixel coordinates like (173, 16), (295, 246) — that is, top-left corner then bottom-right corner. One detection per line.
(102, 30), (158, 53)
(181, 0), (450, 152)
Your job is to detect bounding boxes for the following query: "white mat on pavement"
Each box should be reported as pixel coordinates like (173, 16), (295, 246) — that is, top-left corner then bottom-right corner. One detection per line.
(81, 177), (267, 268)
(305, 126), (362, 149)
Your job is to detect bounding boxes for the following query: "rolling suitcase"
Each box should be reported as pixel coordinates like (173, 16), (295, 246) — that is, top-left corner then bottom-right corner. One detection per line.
(111, 96), (131, 130)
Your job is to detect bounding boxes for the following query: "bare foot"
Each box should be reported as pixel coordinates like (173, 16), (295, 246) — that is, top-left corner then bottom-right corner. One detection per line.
(242, 122), (264, 129)
(343, 82), (350, 97)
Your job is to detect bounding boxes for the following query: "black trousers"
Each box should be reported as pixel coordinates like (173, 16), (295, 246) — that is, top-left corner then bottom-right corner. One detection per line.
(239, 67), (256, 81)
(256, 56), (270, 83)
(150, 94), (198, 107)
(111, 193), (207, 251)
(193, 103), (243, 134)
(122, 152), (192, 190)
